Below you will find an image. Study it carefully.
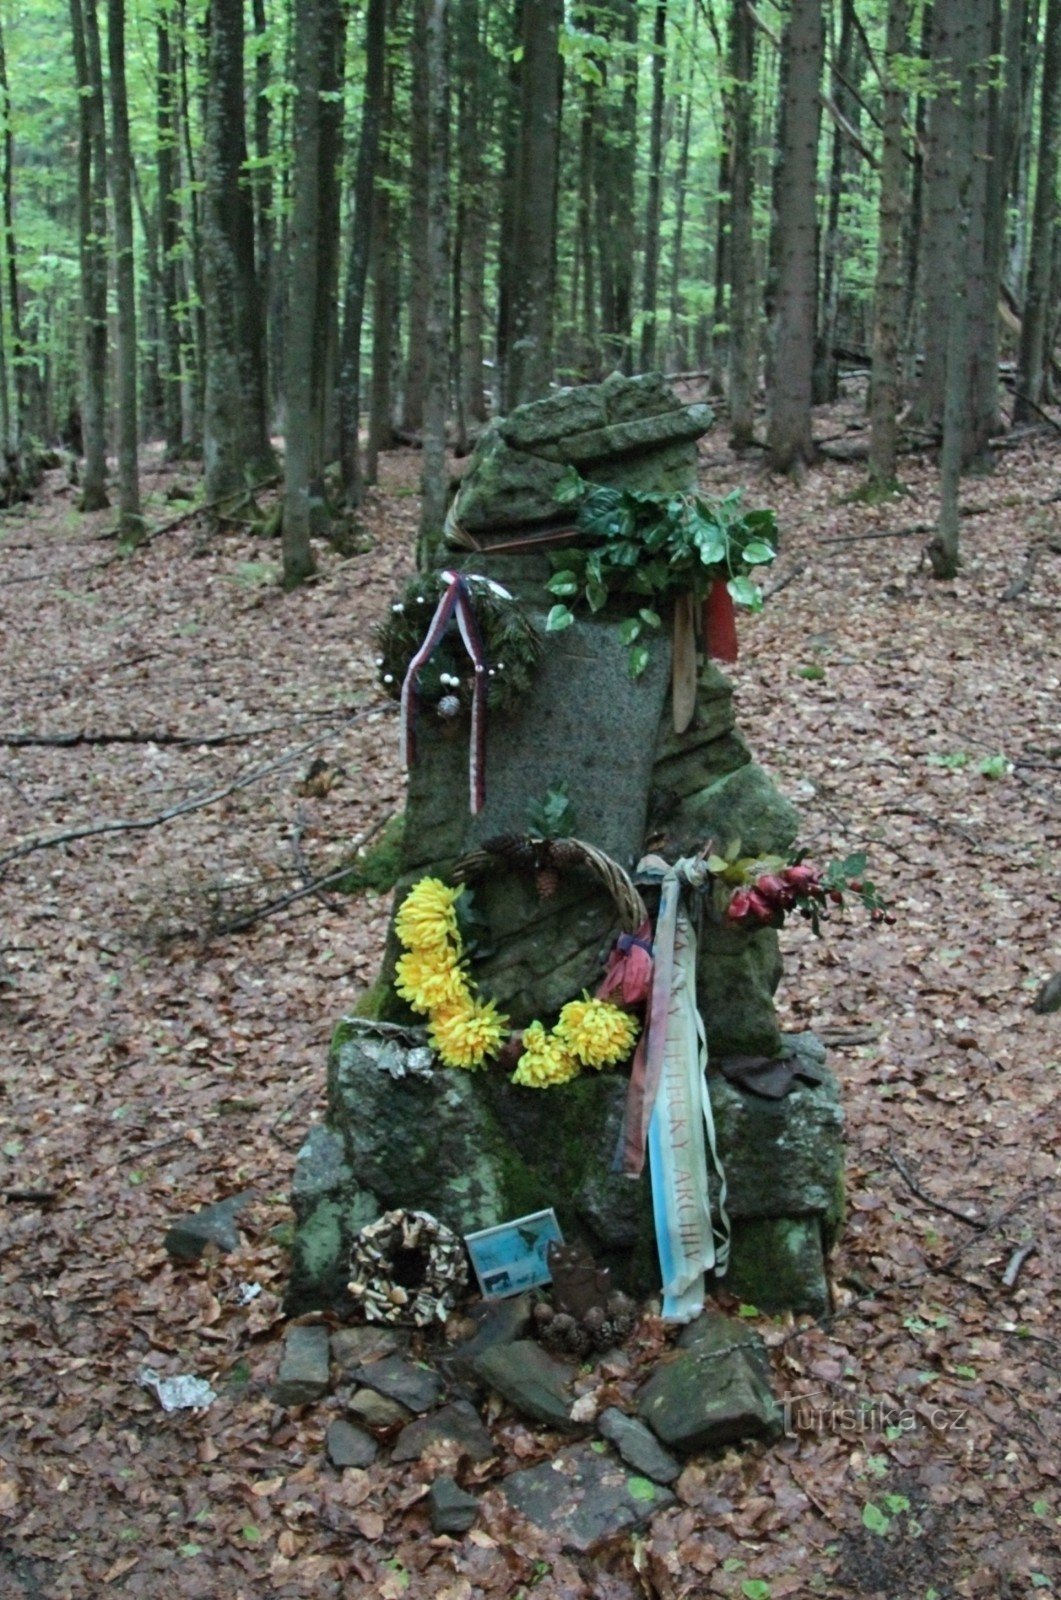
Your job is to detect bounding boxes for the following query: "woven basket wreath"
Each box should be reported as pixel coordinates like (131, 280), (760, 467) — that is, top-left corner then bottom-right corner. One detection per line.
(347, 1208), (469, 1326)
(376, 573), (542, 720)
(453, 834), (647, 932)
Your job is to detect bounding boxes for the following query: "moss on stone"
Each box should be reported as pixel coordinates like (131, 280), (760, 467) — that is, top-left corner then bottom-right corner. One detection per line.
(336, 815), (406, 895)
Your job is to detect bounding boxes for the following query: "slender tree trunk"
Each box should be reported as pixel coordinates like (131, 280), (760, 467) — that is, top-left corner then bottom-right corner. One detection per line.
(914, 0), (962, 431)
(1014, 0), (1061, 420)
(70, 0), (109, 510)
(639, 0), (667, 372)
(108, 0), (142, 540)
(963, 0), (997, 459)
(577, 81), (599, 379)
(0, 15), (21, 447)
(868, 0), (910, 488)
(453, 0), (488, 443)
(365, 3), (400, 485)
(157, 13), (184, 456)
(930, 2), (979, 578)
(815, 0), (857, 404)
(668, 39), (693, 372)
(418, 0), (450, 564)
(767, 0), (823, 475)
(402, 0), (430, 431)
(339, 0), (386, 503)
(594, 0), (637, 374)
(251, 0), (275, 420)
(728, 0), (758, 447)
(202, 0), (275, 504)
(178, 3), (206, 442)
(282, 0), (345, 583)
(500, 0), (563, 409)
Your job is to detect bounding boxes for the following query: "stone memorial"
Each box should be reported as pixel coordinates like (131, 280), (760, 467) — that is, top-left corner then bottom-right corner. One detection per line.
(288, 372), (845, 1333)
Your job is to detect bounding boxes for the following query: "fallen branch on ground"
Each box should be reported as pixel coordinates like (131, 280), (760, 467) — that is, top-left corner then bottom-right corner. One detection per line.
(889, 1150), (986, 1230)
(763, 561), (807, 599)
(218, 810), (395, 934)
(0, 708), (364, 750)
(0, 706), (391, 871)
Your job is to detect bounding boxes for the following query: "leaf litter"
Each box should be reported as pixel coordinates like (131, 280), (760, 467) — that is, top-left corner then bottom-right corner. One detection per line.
(0, 410), (1058, 1598)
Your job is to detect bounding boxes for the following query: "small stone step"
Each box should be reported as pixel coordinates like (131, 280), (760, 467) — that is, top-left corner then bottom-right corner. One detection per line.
(272, 1324), (331, 1407)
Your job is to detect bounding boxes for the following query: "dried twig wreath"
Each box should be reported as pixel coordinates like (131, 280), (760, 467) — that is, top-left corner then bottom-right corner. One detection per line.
(347, 1209), (469, 1327)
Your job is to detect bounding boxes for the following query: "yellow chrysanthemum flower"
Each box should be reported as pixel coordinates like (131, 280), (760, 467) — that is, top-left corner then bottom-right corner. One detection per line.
(429, 996), (509, 1070)
(394, 877), (463, 952)
(555, 997), (639, 1069)
(394, 947), (470, 1015)
(511, 1021), (581, 1088)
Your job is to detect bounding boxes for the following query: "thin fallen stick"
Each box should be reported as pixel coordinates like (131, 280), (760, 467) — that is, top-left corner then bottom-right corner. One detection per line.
(0, 706), (391, 870)
(889, 1151), (986, 1230)
(218, 809), (396, 934)
(763, 561), (807, 599)
(1001, 1240), (1037, 1289)
(4, 1190), (58, 1204)
(0, 709), (362, 750)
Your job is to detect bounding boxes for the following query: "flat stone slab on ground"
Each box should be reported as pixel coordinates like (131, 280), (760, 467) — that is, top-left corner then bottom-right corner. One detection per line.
(353, 1353), (443, 1415)
(597, 1407), (681, 1485)
(272, 1324), (331, 1407)
(164, 1192), (253, 1262)
(325, 1418), (378, 1469)
(502, 1442), (675, 1553)
(473, 1340), (585, 1432)
(331, 1325), (405, 1376)
(391, 1400), (496, 1464)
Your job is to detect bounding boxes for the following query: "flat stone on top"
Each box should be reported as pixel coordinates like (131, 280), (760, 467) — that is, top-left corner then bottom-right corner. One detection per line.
(354, 1353), (442, 1415)
(391, 1399), (495, 1464)
(597, 1407), (681, 1484)
(502, 1442), (675, 1553)
(473, 1340), (585, 1432)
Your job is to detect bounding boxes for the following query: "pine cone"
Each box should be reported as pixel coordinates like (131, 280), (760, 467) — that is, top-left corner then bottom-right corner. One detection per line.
(535, 866), (560, 901)
(485, 833), (538, 872)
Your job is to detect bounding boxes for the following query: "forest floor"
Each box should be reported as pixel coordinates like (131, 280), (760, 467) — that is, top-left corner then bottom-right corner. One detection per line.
(0, 394), (1058, 1600)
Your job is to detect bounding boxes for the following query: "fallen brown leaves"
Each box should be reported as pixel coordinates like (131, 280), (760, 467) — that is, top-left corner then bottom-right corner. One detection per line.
(0, 413), (1058, 1598)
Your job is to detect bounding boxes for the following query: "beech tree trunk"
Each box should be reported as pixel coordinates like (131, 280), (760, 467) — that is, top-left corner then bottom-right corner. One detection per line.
(417, 0), (450, 563)
(282, 0), (345, 584)
(157, 14), (184, 456)
(500, 0), (562, 410)
(108, 0), (142, 541)
(338, 0), (386, 503)
(454, 0), (488, 446)
(767, 0), (823, 475)
(70, 0), (108, 510)
(727, 0), (758, 448)
(639, 0), (667, 373)
(0, 16), (21, 447)
(402, 0), (430, 432)
(1014, 0), (1061, 420)
(365, 0), (400, 485)
(868, 0), (910, 489)
(202, 0), (275, 505)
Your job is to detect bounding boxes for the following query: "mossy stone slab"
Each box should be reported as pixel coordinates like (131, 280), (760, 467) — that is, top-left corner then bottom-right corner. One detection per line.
(502, 1442), (675, 1553)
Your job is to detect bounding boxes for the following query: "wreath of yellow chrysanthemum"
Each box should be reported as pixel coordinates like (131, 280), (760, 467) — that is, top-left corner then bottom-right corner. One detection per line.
(429, 996), (509, 1070)
(511, 1021), (580, 1088)
(394, 877), (640, 1084)
(555, 996), (640, 1068)
(394, 946), (471, 1014)
(394, 877), (462, 950)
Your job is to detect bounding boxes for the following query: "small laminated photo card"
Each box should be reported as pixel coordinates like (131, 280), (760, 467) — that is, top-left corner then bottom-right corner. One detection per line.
(463, 1209), (565, 1300)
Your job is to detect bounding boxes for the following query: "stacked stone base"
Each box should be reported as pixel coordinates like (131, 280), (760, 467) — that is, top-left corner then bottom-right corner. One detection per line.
(286, 1023), (843, 1320)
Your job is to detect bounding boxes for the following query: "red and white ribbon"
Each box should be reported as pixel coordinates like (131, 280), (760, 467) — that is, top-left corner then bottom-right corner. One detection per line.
(399, 569), (489, 814)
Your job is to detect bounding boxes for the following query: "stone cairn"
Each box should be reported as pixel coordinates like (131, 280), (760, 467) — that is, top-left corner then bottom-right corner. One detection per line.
(271, 375), (846, 1536)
